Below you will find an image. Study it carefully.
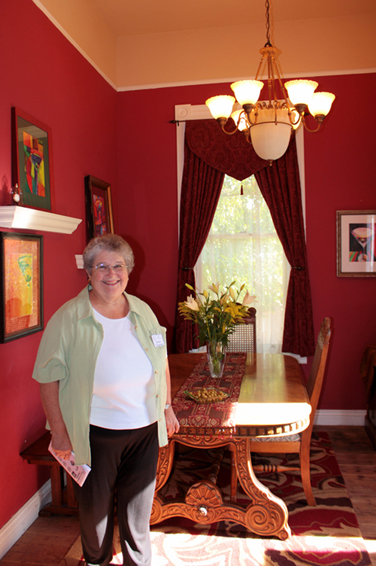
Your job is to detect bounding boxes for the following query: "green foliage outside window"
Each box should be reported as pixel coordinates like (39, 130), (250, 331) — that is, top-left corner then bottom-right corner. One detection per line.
(200, 175), (286, 313)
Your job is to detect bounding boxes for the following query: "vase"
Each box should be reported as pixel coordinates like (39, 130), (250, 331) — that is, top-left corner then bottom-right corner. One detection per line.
(206, 340), (226, 378)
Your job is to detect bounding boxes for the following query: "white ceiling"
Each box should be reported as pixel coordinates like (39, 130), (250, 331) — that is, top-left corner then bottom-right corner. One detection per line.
(34, 0), (376, 89)
(90, 0), (376, 37)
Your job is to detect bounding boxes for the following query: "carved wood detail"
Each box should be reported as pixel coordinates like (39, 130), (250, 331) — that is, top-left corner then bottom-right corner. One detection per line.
(177, 418), (309, 439)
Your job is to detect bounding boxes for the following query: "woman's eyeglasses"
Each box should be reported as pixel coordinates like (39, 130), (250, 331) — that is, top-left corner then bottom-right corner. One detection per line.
(92, 263), (127, 274)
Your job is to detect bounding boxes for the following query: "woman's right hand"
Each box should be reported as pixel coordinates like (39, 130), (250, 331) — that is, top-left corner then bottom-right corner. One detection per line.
(50, 430), (73, 460)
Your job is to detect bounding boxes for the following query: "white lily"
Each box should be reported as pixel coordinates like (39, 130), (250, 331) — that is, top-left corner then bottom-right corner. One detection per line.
(229, 286), (236, 300)
(208, 283), (220, 294)
(185, 295), (200, 311)
(242, 291), (256, 306)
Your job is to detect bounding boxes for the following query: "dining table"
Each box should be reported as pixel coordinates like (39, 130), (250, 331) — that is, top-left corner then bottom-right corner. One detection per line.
(151, 351), (311, 540)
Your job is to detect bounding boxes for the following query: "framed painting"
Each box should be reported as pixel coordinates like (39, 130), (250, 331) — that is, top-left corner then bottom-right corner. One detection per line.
(336, 210), (376, 277)
(0, 232), (43, 342)
(84, 175), (114, 240)
(11, 107), (54, 211)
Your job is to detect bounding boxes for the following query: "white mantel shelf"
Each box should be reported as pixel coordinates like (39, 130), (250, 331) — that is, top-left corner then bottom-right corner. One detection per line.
(0, 206), (82, 234)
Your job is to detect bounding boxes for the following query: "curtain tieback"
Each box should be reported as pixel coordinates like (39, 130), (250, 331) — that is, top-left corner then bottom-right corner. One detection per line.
(292, 266), (304, 270)
(181, 267), (194, 270)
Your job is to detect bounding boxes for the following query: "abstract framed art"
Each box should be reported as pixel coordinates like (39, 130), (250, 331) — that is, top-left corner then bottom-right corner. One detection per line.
(11, 107), (54, 211)
(0, 232), (43, 343)
(336, 210), (376, 277)
(84, 175), (114, 240)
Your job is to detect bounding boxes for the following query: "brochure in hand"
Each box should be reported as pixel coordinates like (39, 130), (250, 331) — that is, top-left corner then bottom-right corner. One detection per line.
(48, 441), (91, 487)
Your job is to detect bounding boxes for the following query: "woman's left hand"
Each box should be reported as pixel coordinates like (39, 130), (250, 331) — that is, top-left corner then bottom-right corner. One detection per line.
(165, 406), (179, 437)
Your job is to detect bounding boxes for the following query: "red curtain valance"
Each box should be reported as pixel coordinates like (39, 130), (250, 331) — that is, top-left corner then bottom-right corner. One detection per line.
(185, 119), (267, 181)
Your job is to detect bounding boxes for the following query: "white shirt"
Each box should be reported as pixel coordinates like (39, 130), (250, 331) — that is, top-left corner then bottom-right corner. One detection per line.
(90, 310), (157, 429)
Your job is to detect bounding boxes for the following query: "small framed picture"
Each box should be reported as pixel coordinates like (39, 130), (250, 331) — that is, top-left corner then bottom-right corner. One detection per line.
(84, 175), (114, 240)
(12, 107), (54, 211)
(0, 232), (43, 343)
(336, 210), (376, 277)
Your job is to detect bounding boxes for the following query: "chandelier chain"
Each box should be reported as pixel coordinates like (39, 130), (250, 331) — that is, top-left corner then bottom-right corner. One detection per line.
(265, 0), (271, 47)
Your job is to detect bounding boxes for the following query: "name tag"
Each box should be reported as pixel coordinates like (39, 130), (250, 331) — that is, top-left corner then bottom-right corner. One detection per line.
(151, 333), (164, 347)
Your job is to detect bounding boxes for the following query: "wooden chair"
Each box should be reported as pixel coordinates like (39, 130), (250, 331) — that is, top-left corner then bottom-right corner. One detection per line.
(246, 317), (332, 506)
(227, 307), (256, 353)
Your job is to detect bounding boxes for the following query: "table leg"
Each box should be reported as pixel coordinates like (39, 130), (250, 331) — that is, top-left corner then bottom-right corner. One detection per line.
(66, 475), (78, 509)
(155, 441), (175, 492)
(151, 441), (176, 524)
(234, 438), (291, 540)
(50, 466), (63, 507)
(151, 437), (290, 540)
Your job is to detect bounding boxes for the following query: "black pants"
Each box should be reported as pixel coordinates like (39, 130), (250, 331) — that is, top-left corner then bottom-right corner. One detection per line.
(73, 422), (159, 566)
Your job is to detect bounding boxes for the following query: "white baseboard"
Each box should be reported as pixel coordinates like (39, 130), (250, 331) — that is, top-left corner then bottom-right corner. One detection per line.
(0, 409), (368, 558)
(0, 479), (51, 560)
(314, 409), (366, 426)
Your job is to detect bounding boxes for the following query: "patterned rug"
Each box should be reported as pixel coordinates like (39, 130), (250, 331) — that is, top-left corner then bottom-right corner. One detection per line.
(61, 432), (371, 566)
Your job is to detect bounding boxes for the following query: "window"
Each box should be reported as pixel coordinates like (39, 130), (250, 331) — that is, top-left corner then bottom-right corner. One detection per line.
(195, 174), (290, 353)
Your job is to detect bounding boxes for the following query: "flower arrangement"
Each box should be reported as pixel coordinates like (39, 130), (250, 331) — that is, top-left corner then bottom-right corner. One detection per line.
(179, 281), (255, 346)
(178, 281), (255, 377)
(178, 282), (255, 377)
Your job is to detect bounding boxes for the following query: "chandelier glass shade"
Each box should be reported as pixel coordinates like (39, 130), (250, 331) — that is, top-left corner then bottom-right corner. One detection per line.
(250, 108), (292, 161)
(205, 2), (335, 162)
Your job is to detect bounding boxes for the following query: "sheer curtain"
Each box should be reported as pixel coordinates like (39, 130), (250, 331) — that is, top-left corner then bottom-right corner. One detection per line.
(195, 175), (290, 353)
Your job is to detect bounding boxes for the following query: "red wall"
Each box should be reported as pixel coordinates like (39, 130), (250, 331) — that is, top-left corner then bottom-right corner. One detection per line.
(304, 73), (376, 409)
(0, 1), (117, 529)
(1, 0), (376, 534)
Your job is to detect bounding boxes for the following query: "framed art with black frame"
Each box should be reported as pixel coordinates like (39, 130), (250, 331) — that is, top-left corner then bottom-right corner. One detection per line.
(11, 107), (54, 211)
(336, 210), (376, 277)
(0, 232), (43, 343)
(84, 175), (114, 240)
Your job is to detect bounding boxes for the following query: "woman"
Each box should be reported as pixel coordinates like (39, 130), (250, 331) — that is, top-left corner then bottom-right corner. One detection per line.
(33, 234), (179, 566)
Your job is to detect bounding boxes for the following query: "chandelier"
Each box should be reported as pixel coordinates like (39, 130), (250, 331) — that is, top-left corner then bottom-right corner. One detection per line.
(205, 0), (335, 162)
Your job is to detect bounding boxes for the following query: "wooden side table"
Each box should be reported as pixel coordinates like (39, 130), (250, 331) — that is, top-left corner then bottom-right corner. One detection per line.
(20, 432), (78, 516)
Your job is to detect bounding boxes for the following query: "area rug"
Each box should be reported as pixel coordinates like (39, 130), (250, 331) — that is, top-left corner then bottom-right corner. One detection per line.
(61, 432), (371, 566)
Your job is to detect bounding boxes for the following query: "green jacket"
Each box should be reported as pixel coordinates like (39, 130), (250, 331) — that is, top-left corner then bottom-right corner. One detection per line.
(32, 286), (168, 465)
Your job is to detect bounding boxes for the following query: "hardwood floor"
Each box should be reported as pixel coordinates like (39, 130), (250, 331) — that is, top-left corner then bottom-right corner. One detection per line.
(317, 426), (376, 566)
(1, 426), (376, 565)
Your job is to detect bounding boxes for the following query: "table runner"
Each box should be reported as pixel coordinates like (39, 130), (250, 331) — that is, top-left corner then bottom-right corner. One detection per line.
(172, 353), (246, 429)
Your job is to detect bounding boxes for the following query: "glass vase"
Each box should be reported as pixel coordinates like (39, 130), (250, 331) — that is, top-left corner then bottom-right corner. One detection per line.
(206, 340), (226, 378)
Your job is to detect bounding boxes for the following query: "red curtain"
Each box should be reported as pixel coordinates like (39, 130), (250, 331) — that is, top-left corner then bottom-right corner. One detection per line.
(174, 120), (315, 356)
(255, 146), (315, 355)
(174, 138), (225, 353)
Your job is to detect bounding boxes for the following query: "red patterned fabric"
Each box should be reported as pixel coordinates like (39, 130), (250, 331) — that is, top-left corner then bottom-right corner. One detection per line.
(174, 120), (314, 357)
(185, 119), (267, 180)
(172, 353), (246, 428)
